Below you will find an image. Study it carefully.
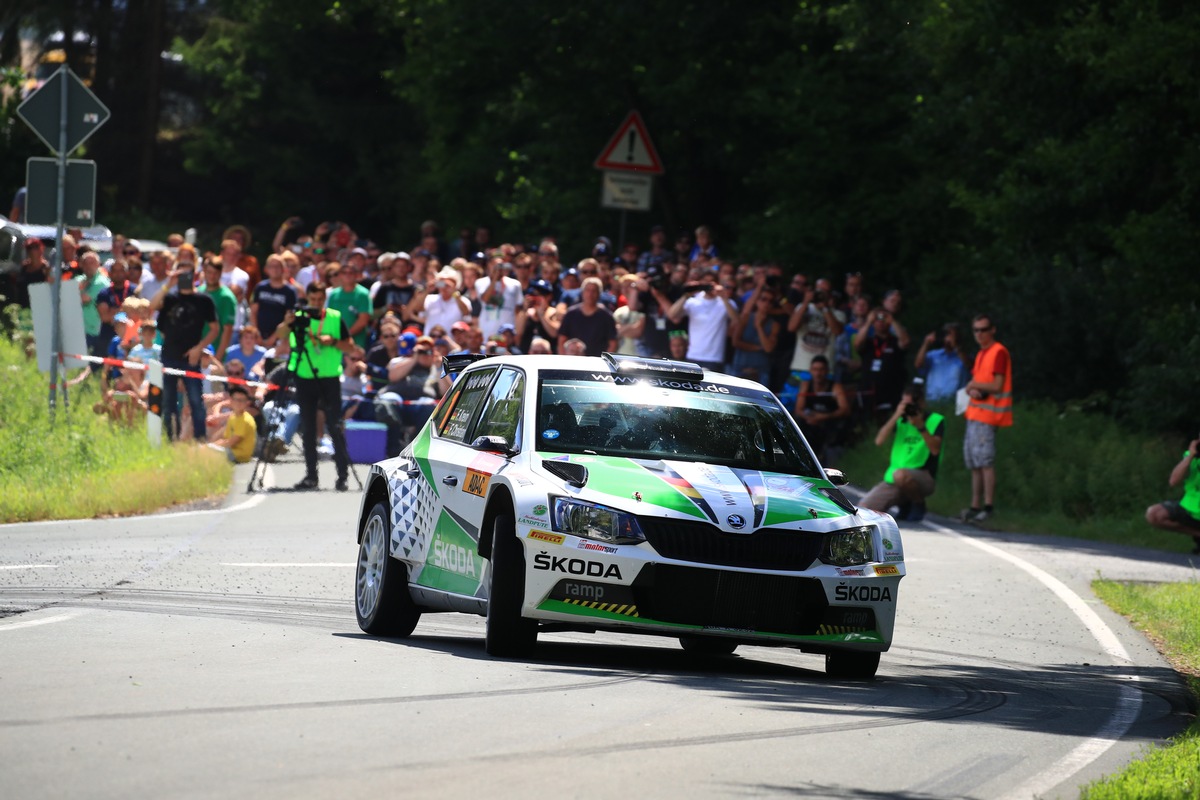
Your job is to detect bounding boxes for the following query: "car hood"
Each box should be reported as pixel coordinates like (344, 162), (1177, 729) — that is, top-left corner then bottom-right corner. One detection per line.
(536, 453), (856, 534)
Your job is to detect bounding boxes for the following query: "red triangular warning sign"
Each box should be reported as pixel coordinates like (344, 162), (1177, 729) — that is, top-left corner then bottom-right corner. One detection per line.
(594, 111), (665, 175)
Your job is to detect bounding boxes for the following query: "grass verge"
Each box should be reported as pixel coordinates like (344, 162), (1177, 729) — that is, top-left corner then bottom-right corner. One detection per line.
(1084, 581), (1200, 799)
(832, 399), (1196, 553)
(0, 336), (231, 523)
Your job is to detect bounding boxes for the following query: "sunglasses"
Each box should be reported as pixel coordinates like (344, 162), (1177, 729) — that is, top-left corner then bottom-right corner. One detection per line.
(123, 249), (139, 256)
(414, 349), (433, 355)
(972, 326), (993, 333)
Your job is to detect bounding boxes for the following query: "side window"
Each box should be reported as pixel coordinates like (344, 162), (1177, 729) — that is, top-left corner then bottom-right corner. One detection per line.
(437, 367), (497, 443)
(472, 369), (525, 447)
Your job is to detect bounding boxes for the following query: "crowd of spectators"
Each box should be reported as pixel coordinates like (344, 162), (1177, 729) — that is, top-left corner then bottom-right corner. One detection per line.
(6, 217), (974, 462)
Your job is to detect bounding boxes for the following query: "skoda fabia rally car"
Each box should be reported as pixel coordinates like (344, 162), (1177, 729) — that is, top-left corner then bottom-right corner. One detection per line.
(354, 353), (904, 679)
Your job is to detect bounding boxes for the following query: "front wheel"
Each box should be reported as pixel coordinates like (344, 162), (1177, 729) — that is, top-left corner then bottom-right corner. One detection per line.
(825, 650), (880, 680)
(356, 502), (421, 637)
(485, 511), (538, 657)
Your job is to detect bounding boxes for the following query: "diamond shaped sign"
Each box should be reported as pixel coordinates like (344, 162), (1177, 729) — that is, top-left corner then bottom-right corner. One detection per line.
(17, 66), (111, 156)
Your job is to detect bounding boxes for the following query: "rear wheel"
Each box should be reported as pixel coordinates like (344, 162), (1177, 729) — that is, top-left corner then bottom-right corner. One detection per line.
(679, 636), (738, 656)
(485, 511), (538, 657)
(355, 502), (421, 637)
(825, 650), (880, 680)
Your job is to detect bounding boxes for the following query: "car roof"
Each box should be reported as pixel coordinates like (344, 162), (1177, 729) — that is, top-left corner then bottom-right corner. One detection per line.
(464, 353), (767, 393)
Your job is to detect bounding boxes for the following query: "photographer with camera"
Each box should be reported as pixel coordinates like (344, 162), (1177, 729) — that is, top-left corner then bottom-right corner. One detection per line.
(666, 272), (738, 372)
(781, 278), (846, 408)
(1145, 436), (1200, 552)
(628, 259), (683, 358)
(274, 283), (354, 491)
(859, 381), (945, 522)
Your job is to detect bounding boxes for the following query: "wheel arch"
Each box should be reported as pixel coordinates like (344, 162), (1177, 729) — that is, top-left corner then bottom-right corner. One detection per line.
(358, 475), (392, 544)
(478, 484), (515, 560)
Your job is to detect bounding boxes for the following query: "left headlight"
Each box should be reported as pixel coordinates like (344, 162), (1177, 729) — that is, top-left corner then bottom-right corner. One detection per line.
(819, 525), (876, 566)
(551, 497), (646, 545)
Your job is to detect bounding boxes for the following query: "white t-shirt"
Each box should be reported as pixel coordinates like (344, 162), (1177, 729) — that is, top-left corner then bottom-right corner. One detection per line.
(220, 266), (250, 293)
(424, 293), (466, 334)
(474, 276), (524, 339)
(682, 294), (729, 363)
(789, 304), (846, 372)
(296, 265), (318, 290)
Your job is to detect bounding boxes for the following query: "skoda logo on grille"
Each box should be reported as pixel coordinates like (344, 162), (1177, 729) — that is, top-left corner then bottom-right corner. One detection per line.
(727, 514), (746, 529)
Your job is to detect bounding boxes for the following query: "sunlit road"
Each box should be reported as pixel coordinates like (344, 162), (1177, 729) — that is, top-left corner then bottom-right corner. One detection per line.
(0, 457), (1193, 799)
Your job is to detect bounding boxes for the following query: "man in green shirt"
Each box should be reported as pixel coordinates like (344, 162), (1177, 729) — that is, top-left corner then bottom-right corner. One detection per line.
(1145, 435), (1200, 552)
(326, 256), (373, 349)
(75, 251), (112, 356)
(859, 381), (945, 522)
(202, 260), (238, 360)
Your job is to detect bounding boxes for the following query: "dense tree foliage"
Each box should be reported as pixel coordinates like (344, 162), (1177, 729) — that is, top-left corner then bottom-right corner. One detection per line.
(2, 1), (1197, 430)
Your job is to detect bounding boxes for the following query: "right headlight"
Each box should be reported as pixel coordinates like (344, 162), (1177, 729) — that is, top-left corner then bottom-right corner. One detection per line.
(550, 497), (645, 545)
(819, 525), (877, 567)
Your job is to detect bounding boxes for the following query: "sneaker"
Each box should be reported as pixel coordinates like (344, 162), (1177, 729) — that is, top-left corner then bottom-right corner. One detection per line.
(294, 475), (319, 491)
(335, 476), (349, 492)
(960, 507), (981, 522)
(317, 435), (334, 456)
(969, 508), (991, 523)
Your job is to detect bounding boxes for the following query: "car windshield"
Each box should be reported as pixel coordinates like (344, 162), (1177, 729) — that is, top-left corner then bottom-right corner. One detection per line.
(535, 370), (821, 476)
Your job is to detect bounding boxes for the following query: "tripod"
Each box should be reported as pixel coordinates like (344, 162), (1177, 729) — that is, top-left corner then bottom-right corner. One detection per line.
(247, 329), (363, 493)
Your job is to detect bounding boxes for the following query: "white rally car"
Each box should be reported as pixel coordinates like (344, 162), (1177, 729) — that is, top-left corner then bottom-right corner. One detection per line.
(354, 353), (904, 679)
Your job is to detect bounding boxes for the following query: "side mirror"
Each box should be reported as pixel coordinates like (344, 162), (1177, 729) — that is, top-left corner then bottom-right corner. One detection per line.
(470, 435), (513, 455)
(824, 468), (848, 486)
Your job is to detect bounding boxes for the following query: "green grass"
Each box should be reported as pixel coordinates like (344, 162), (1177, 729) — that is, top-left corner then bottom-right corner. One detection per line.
(832, 399), (1195, 553)
(0, 335), (232, 523)
(1085, 581), (1200, 799)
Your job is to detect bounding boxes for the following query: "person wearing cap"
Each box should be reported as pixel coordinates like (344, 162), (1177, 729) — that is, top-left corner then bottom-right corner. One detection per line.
(517, 279), (561, 354)
(75, 252), (113, 357)
(496, 323), (522, 355)
(373, 334), (441, 457)
(422, 267), (470, 335)
(150, 252), (219, 441)
(475, 256), (524, 340)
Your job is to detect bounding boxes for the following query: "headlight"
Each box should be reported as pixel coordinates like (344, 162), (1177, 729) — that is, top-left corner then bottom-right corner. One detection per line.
(551, 497), (645, 545)
(819, 525), (876, 566)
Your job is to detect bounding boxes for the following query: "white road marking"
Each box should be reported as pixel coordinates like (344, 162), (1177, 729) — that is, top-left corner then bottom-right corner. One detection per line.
(0, 564), (59, 570)
(921, 520), (1142, 799)
(221, 563), (354, 568)
(0, 611), (80, 631)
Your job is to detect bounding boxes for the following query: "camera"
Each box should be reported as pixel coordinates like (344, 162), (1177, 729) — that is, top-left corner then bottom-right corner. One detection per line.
(292, 303), (313, 332)
(813, 290), (828, 304)
(682, 282), (710, 294)
(902, 403), (918, 418)
(644, 265), (670, 291)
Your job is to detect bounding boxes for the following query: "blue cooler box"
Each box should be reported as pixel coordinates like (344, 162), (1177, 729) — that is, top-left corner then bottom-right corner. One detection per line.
(344, 421), (388, 464)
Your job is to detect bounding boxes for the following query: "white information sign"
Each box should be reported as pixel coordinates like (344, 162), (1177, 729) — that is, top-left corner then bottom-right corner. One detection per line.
(601, 171), (653, 211)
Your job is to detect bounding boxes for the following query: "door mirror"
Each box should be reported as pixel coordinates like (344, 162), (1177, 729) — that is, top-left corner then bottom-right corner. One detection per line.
(470, 435), (513, 455)
(824, 468), (848, 486)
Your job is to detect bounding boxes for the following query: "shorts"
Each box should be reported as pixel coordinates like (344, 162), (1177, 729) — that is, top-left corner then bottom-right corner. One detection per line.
(963, 419), (996, 469)
(859, 470), (936, 511)
(1161, 500), (1200, 532)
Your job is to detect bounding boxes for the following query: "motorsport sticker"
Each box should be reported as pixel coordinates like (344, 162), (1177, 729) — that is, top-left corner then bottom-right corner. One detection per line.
(464, 468), (490, 497)
(836, 567), (867, 577)
(528, 530), (565, 546)
(575, 540), (618, 554)
(874, 565), (900, 576)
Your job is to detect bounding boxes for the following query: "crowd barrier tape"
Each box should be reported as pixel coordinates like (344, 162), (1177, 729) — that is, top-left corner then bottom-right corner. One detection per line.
(62, 353), (280, 389)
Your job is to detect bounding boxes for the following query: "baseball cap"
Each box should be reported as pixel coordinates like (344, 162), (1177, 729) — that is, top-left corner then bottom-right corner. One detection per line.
(350, 247), (368, 257)
(499, 323), (516, 334)
(525, 279), (553, 296)
(398, 331), (418, 355)
(394, 251), (412, 262)
(451, 321), (471, 332)
(592, 242), (610, 256)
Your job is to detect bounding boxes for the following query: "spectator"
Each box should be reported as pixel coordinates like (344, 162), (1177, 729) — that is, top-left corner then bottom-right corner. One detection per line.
(688, 225), (718, 263)
(149, 258), (218, 442)
(423, 267), (470, 334)
(373, 336), (441, 457)
(961, 313), (1013, 523)
(11, 237), (49, 307)
(859, 382), (945, 521)
(517, 279), (561, 354)
(528, 336), (553, 355)
(222, 225), (261, 289)
(226, 325), (267, 375)
(476, 258), (524, 339)
(612, 275), (646, 356)
(794, 355), (851, 463)
(667, 329), (689, 361)
(674, 231), (693, 264)
(915, 322), (968, 402)
(667, 273), (738, 373)
(95, 258), (135, 356)
(558, 277), (617, 357)
(881, 289), (911, 348)
(213, 384), (257, 463)
(75, 252), (112, 357)
(834, 294), (870, 386)
(201, 259), (238, 360)
(372, 252), (424, 328)
(784, 279), (845, 405)
(496, 323), (522, 355)
(730, 281), (781, 386)
(560, 338), (588, 356)
(1145, 436), (1200, 552)
(854, 307), (907, 421)
(57, 233), (80, 279)
(326, 257), (373, 349)
(251, 254), (298, 347)
(841, 271), (864, 314)
(136, 251), (171, 306)
(127, 320), (161, 363)
(217, 239), (251, 295)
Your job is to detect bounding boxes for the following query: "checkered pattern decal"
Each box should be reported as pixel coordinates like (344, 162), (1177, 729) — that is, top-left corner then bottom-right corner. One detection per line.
(390, 469), (439, 563)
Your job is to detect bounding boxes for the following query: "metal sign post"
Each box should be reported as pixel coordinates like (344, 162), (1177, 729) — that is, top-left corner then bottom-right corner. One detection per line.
(17, 66), (111, 425)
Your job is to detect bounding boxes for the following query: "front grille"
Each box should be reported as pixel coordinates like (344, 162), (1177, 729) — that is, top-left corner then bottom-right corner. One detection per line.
(631, 564), (828, 635)
(640, 517), (825, 570)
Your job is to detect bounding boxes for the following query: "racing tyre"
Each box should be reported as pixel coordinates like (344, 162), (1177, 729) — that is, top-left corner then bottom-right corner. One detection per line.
(356, 502), (421, 637)
(485, 512), (538, 657)
(825, 650), (880, 680)
(679, 636), (738, 656)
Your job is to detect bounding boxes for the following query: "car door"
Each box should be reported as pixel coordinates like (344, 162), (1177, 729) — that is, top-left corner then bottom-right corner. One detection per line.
(411, 365), (499, 597)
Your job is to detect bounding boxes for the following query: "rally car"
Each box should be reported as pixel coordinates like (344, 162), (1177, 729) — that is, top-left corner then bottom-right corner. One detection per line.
(354, 353), (904, 679)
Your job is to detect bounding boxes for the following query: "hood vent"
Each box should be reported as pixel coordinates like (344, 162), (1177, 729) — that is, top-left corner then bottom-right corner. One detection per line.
(820, 486), (857, 514)
(542, 459), (589, 488)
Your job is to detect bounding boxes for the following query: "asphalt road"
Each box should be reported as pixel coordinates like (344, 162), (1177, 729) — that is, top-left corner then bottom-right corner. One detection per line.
(0, 455), (1194, 799)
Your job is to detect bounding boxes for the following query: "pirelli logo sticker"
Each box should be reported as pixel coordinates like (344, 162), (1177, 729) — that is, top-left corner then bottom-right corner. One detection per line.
(874, 565), (900, 576)
(464, 469), (490, 497)
(527, 530), (565, 546)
